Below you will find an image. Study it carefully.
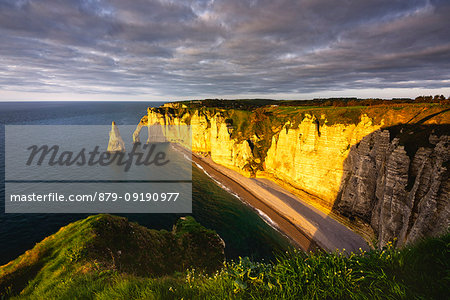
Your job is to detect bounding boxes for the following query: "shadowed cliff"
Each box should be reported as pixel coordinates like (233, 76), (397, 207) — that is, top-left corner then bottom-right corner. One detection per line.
(334, 123), (449, 247)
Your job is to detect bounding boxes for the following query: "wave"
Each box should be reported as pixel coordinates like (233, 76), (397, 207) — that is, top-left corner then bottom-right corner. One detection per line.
(192, 160), (286, 235)
(170, 144), (192, 162)
(193, 161), (242, 201)
(255, 208), (279, 230)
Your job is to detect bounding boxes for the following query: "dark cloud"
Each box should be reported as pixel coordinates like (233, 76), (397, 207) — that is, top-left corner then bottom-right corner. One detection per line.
(0, 0), (449, 99)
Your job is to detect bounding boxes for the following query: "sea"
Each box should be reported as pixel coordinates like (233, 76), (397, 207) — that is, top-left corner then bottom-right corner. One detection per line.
(0, 101), (291, 265)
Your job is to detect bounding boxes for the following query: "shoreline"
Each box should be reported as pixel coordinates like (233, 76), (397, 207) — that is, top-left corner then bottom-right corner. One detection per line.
(188, 151), (369, 253)
(191, 154), (319, 252)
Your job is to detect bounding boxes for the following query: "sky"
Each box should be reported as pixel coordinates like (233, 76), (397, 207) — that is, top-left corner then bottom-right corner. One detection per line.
(0, 0), (449, 101)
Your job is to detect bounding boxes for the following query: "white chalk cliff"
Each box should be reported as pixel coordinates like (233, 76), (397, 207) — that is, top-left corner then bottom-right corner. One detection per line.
(135, 102), (450, 247)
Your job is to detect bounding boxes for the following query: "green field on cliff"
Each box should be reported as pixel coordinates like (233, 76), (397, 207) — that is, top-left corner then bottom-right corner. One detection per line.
(1, 215), (448, 299)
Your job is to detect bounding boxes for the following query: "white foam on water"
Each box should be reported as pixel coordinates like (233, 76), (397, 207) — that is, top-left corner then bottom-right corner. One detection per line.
(170, 144), (192, 162)
(193, 161), (243, 201)
(255, 208), (279, 229)
(192, 160), (286, 235)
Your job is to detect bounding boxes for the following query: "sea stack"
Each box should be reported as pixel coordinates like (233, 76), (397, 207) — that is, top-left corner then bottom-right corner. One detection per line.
(107, 121), (126, 152)
(132, 123), (143, 143)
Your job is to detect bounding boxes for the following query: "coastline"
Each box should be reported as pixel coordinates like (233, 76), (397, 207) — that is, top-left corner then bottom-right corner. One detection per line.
(191, 153), (319, 252)
(188, 150), (370, 253)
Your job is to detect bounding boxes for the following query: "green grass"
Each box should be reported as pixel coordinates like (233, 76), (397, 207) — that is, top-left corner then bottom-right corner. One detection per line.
(1, 214), (448, 299)
(179, 234), (449, 299)
(0, 214), (224, 299)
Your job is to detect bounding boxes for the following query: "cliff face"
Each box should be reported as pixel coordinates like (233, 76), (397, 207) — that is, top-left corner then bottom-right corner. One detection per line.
(137, 103), (450, 247)
(336, 127), (449, 247)
(265, 114), (380, 208)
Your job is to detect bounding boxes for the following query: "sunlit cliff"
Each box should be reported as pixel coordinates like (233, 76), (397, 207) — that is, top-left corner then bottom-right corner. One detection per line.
(135, 101), (450, 247)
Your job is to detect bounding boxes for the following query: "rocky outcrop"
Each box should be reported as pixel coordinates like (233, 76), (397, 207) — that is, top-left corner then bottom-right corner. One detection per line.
(132, 115), (147, 143)
(336, 128), (449, 247)
(138, 103), (450, 247)
(107, 121), (125, 152)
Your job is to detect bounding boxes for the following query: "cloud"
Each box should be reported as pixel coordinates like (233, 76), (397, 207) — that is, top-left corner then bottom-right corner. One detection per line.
(0, 0), (449, 100)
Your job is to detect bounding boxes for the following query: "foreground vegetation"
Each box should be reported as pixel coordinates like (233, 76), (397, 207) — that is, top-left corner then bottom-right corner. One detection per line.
(0, 215), (224, 299)
(1, 215), (448, 299)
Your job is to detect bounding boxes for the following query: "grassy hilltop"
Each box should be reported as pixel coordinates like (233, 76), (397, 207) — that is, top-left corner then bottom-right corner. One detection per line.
(0, 214), (448, 299)
(0, 215), (224, 299)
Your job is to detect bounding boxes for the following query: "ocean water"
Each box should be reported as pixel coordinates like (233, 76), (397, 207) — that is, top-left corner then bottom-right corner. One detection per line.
(0, 101), (291, 265)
